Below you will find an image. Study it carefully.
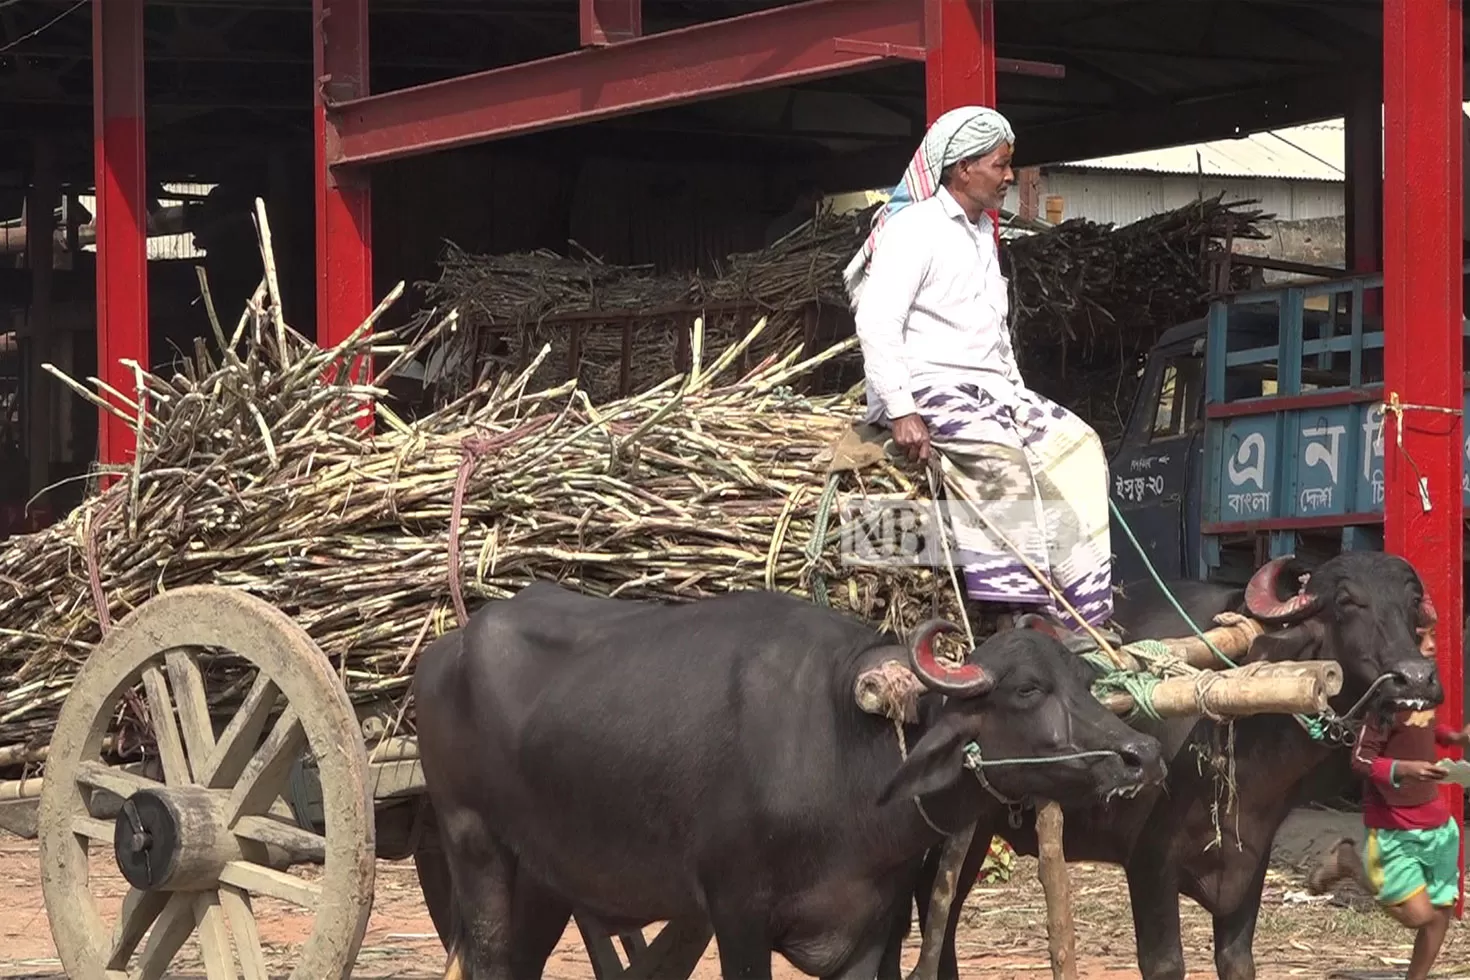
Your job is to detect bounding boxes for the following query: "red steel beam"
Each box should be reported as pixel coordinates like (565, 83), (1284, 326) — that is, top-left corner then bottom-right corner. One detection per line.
(581, 0), (642, 46)
(1382, 0), (1464, 913)
(327, 0), (923, 167)
(93, 0), (149, 479)
(314, 0), (374, 418)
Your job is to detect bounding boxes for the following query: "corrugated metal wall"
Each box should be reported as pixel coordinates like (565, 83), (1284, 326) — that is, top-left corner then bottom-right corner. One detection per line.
(372, 147), (778, 295)
(567, 157), (772, 272)
(1008, 171), (1345, 226)
(372, 147), (579, 301)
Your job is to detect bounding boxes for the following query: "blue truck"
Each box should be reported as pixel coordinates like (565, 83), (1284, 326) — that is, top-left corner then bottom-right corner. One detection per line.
(1107, 267), (1470, 591)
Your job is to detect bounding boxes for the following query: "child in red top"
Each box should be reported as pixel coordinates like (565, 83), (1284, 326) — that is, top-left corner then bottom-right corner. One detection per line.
(1312, 626), (1470, 980)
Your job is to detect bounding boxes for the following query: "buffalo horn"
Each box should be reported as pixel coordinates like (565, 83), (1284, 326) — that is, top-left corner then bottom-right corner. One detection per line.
(1244, 556), (1322, 624)
(908, 619), (994, 698)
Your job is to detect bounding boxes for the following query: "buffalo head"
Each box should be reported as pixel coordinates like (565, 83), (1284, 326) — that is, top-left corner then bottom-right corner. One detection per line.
(1242, 551), (1443, 714)
(876, 619), (1166, 809)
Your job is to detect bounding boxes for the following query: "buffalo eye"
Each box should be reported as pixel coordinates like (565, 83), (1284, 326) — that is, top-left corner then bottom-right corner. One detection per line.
(1014, 684), (1044, 701)
(1336, 583), (1369, 608)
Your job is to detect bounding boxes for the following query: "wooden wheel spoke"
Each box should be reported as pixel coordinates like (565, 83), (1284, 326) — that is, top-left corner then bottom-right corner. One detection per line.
(234, 813), (327, 865)
(220, 885), (270, 980)
(108, 889), (168, 971)
(193, 891), (239, 980)
(200, 671), (280, 789)
(219, 859), (322, 908)
(166, 648), (218, 773)
(141, 666), (192, 785)
(76, 760), (162, 801)
(227, 707), (304, 822)
(72, 814), (114, 842)
(128, 891), (196, 980)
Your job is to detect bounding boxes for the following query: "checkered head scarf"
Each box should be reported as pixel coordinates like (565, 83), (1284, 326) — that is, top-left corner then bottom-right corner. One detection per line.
(842, 105), (1015, 306)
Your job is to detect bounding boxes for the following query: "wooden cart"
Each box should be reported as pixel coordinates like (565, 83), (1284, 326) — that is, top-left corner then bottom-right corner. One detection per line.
(1, 584), (704, 980)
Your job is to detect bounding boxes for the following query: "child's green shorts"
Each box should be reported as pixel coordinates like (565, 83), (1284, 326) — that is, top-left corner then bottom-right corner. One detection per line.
(1364, 818), (1462, 908)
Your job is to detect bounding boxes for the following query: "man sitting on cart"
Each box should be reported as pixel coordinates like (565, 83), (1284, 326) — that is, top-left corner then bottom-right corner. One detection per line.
(843, 105), (1118, 641)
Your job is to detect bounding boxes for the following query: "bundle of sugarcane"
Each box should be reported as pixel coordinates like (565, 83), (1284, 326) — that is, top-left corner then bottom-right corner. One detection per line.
(415, 195), (1266, 411)
(1004, 193), (1270, 365)
(416, 207), (878, 401)
(0, 267), (955, 756)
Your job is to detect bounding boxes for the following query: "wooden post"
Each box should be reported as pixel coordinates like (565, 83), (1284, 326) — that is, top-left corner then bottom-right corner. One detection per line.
(910, 822), (976, 980)
(24, 137), (56, 504)
(1017, 167), (1042, 221)
(1036, 800), (1076, 980)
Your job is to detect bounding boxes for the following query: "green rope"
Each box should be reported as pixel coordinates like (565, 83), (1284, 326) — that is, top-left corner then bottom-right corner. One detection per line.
(1106, 498), (1332, 741)
(1081, 650), (1166, 723)
(1108, 498), (1238, 670)
(803, 471), (843, 608)
(1118, 638), (1192, 676)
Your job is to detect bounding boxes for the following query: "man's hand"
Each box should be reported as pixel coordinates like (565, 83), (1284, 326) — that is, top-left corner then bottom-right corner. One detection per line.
(1397, 760), (1448, 783)
(1445, 725), (1470, 748)
(890, 413), (931, 463)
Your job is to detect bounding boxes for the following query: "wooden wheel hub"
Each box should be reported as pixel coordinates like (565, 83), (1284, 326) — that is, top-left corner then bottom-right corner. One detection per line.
(113, 786), (240, 892)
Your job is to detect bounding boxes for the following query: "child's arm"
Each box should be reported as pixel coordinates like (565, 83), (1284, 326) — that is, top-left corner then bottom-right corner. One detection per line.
(1351, 715), (1397, 787)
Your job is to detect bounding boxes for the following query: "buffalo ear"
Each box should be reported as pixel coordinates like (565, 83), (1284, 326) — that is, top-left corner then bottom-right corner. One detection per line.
(1247, 622), (1323, 663)
(877, 712), (974, 807)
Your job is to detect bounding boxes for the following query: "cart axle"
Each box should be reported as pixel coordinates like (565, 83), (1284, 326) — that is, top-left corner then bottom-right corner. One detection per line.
(112, 786), (244, 892)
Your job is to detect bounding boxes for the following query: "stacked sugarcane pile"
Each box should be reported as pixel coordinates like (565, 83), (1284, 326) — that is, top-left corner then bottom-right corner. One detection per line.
(1007, 196), (1269, 445)
(417, 194), (1268, 442)
(417, 207), (876, 402)
(0, 263), (956, 756)
(1005, 195), (1270, 363)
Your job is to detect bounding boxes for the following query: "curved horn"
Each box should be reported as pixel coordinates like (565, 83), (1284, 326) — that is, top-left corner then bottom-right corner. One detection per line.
(908, 619), (994, 698)
(1244, 556), (1323, 624)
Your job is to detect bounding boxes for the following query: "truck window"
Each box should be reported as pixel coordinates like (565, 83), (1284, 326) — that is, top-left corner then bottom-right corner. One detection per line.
(1151, 356), (1203, 440)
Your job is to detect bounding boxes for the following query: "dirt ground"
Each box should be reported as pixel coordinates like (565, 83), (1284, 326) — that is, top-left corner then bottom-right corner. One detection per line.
(6, 808), (1470, 979)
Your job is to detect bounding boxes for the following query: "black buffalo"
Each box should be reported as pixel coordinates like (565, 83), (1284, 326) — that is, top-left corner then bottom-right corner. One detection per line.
(413, 582), (1166, 979)
(913, 550), (1444, 980)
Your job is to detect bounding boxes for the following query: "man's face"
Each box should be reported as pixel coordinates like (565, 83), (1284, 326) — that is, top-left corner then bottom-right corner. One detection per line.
(954, 144), (1015, 212)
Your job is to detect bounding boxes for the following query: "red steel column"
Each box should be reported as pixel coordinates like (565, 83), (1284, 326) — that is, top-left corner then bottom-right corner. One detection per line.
(925, 0), (995, 121)
(92, 0), (148, 477)
(314, 0), (373, 397)
(924, 0), (998, 240)
(1382, 0), (1464, 909)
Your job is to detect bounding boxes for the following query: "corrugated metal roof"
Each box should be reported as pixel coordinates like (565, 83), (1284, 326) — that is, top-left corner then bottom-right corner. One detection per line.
(1061, 121), (1346, 181)
(1061, 103), (1470, 182)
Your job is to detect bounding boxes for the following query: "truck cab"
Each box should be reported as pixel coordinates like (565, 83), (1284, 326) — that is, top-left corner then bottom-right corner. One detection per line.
(1108, 268), (1470, 592)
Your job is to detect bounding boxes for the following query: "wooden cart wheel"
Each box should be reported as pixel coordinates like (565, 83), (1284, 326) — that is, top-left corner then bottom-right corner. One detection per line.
(38, 586), (375, 980)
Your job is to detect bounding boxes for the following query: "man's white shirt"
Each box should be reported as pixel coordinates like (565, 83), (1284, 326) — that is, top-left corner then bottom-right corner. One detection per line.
(853, 186), (1020, 422)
